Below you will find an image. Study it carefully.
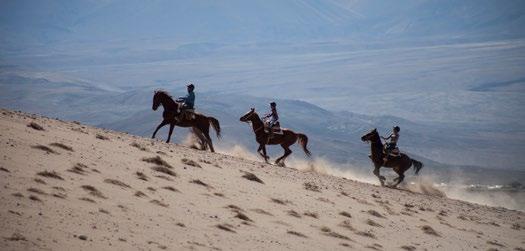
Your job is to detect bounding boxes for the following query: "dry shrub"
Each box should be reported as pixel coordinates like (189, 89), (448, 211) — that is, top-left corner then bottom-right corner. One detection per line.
(287, 210), (301, 218)
(162, 186), (180, 193)
(151, 166), (177, 177)
(104, 179), (131, 188)
(68, 163), (88, 175)
(216, 224), (236, 233)
(27, 187), (47, 195)
(181, 158), (201, 168)
(242, 172), (264, 184)
(136, 171), (148, 181)
(190, 179), (210, 188)
(421, 225), (440, 237)
(367, 209), (385, 218)
(142, 156), (173, 169)
(49, 142), (73, 152)
(150, 200), (169, 207)
(79, 197), (96, 203)
(81, 185), (107, 199)
(96, 134), (109, 140)
(287, 231), (307, 238)
(339, 211), (352, 218)
(304, 182), (320, 192)
(32, 145), (58, 154)
(131, 142), (148, 151)
(27, 122), (44, 131)
(135, 191), (148, 197)
(366, 219), (383, 228)
(304, 211), (318, 219)
(37, 170), (63, 180)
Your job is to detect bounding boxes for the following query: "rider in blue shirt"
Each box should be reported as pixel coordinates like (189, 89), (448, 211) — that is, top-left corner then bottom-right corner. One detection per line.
(177, 83), (195, 110)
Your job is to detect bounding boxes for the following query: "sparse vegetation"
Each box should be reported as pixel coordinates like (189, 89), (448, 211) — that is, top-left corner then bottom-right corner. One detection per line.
(37, 170), (64, 180)
(367, 209), (385, 218)
(241, 172), (264, 184)
(131, 142), (148, 151)
(68, 163), (88, 175)
(235, 212), (253, 222)
(287, 210), (301, 218)
(142, 156), (173, 169)
(339, 211), (352, 218)
(190, 179), (210, 188)
(81, 185), (107, 199)
(304, 211), (318, 219)
(34, 178), (46, 184)
(287, 231), (307, 238)
(162, 186), (180, 193)
(421, 225), (440, 236)
(104, 179), (131, 188)
(216, 224), (236, 233)
(32, 145), (58, 154)
(270, 198), (290, 205)
(136, 171), (148, 181)
(79, 197), (96, 203)
(181, 158), (202, 168)
(134, 191), (148, 197)
(96, 134), (109, 140)
(151, 166), (177, 177)
(251, 208), (273, 216)
(29, 195), (42, 202)
(49, 142), (73, 151)
(27, 187), (47, 195)
(366, 219), (383, 228)
(150, 200), (169, 207)
(304, 182), (321, 192)
(27, 122), (44, 131)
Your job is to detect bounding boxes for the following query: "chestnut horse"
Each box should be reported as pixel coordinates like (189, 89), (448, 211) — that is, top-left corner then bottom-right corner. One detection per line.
(240, 108), (311, 166)
(361, 128), (423, 187)
(151, 90), (220, 152)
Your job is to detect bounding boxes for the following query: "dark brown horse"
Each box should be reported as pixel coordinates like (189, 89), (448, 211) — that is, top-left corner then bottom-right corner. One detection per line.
(361, 128), (423, 187)
(151, 90), (221, 152)
(240, 108), (311, 166)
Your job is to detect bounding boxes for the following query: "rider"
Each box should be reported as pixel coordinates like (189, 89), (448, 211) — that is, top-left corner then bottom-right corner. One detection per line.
(381, 126), (400, 163)
(176, 83), (195, 119)
(263, 102), (279, 137)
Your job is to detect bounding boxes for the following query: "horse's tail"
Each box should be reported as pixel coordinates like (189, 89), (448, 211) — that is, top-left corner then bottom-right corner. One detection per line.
(297, 133), (311, 157)
(208, 116), (221, 139)
(412, 159), (423, 175)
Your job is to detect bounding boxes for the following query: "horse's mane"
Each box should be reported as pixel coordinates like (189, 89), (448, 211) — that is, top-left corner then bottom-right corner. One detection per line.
(154, 89), (172, 98)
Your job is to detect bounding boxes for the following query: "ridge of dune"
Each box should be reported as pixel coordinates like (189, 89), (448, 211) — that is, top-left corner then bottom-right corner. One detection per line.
(1, 108), (524, 251)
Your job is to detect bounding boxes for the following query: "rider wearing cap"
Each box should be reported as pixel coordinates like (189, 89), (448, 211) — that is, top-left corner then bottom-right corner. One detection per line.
(177, 83), (195, 111)
(263, 102), (279, 137)
(382, 126), (400, 163)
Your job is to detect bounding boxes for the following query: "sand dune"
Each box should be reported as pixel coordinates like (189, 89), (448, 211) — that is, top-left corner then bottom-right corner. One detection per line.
(1, 108), (524, 251)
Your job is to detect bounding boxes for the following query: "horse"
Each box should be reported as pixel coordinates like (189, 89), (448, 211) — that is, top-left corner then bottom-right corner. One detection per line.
(240, 108), (311, 166)
(361, 128), (423, 187)
(151, 90), (221, 152)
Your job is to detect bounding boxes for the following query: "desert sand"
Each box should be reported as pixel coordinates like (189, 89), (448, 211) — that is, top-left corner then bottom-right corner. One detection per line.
(1, 108), (524, 251)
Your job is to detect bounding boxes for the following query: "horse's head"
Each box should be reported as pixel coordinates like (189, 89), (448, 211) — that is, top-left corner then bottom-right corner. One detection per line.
(240, 108), (257, 122)
(361, 128), (379, 142)
(152, 90), (162, 111)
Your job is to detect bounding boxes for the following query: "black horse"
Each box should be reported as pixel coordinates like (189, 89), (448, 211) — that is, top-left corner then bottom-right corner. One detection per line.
(361, 128), (423, 187)
(152, 90), (220, 152)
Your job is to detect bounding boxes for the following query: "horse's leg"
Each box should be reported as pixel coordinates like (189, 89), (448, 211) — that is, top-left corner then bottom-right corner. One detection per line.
(204, 132), (214, 153)
(257, 144), (269, 163)
(152, 120), (169, 139)
(373, 165), (386, 187)
(166, 123), (175, 143)
(191, 127), (206, 150)
(275, 145), (292, 167)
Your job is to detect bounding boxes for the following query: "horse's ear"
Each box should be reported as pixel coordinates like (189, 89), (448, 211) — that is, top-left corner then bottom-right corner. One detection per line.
(250, 107), (255, 111)
(373, 128), (377, 132)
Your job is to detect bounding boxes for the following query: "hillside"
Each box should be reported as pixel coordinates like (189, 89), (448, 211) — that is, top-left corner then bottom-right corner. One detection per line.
(1, 108), (524, 250)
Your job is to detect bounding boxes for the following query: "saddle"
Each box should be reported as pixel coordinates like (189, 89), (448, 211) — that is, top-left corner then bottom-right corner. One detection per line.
(264, 121), (283, 135)
(178, 109), (195, 121)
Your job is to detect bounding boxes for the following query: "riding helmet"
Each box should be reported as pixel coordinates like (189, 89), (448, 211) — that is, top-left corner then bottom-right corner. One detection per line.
(187, 83), (195, 90)
(394, 126), (400, 132)
(270, 102), (276, 107)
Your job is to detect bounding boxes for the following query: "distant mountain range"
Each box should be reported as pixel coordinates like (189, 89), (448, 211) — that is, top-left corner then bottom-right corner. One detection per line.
(1, 0), (524, 49)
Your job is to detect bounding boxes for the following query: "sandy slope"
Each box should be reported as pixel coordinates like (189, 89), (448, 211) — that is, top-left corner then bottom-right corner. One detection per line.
(0, 108), (524, 251)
